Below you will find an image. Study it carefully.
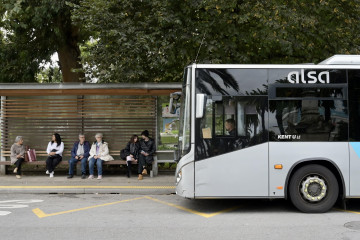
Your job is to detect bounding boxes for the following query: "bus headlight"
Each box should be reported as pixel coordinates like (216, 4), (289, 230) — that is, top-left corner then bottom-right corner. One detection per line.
(176, 170), (182, 185)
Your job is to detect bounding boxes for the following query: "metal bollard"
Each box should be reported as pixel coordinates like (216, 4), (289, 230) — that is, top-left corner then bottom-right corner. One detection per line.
(150, 170), (153, 178)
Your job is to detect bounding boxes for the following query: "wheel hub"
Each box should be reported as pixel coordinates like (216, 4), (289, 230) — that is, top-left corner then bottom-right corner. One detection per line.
(301, 176), (327, 202)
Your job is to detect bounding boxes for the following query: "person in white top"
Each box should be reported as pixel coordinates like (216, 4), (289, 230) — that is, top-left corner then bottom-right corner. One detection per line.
(88, 133), (114, 180)
(45, 133), (64, 178)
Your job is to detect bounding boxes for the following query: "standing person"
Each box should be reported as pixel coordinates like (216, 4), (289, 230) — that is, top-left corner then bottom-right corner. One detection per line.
(88, 133), (114, 180)
(67, 134), (90, 179)
(138, 130), (156, 180)
(46, 133), (64, 178)
(10, 136), (25, 179)
(123, 135), (140, 178)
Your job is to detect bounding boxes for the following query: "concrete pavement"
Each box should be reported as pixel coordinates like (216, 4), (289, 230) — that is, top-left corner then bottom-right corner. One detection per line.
(0, 173), (176, 194)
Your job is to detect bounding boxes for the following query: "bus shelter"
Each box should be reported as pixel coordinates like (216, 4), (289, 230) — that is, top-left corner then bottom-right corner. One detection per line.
(0, 83), (181, 174)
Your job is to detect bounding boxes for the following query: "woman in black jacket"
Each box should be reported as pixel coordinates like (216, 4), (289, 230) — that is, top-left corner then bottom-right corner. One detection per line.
(124, 135), (140, 178)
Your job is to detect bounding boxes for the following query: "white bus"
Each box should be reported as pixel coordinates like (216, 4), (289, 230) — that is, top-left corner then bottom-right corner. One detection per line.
(174, 55), (360, 213)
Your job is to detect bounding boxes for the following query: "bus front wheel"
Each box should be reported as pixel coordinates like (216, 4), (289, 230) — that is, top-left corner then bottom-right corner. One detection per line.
(289, 164), (339, 213)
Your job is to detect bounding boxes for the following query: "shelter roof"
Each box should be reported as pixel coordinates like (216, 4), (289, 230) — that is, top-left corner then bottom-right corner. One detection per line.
(0, 82), (182, 96)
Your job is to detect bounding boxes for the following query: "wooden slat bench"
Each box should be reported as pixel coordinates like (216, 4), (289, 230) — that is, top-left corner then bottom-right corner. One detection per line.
(0, 150), (175, 176)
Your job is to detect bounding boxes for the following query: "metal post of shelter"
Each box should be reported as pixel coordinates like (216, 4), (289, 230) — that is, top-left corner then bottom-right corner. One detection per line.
(0, 96), (6, 175)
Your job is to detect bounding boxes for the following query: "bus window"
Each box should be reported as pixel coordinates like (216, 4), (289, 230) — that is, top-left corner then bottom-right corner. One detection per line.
(269, 99), (348, 141)
(196, 96), (268, 160)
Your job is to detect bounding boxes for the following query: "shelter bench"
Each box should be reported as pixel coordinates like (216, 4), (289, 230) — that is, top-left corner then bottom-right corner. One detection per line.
(0, 150), (175, 176)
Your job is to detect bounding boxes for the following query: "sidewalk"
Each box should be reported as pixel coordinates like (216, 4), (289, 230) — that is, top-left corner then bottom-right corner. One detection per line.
(0, 173), (176, 194)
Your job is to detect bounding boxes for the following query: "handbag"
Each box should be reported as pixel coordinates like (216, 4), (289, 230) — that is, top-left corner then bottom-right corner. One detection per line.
(27, 148), (37, 162)
(120, 149), (127, 160)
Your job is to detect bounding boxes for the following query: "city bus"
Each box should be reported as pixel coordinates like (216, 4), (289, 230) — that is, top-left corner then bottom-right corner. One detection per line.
(174, 55), (360, 213)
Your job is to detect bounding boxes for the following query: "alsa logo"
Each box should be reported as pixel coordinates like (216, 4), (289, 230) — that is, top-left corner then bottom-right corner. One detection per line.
(287, 69), (330, 84)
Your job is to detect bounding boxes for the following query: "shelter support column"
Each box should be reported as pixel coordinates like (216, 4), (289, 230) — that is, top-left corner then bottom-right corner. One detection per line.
(0, 96), (6, 175)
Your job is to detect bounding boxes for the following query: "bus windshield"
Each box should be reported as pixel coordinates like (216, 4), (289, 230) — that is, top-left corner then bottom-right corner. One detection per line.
(178, 68), (191, 159)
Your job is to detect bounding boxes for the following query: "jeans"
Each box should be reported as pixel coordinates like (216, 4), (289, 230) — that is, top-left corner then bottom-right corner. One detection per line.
(14, 158), (25, 175)
(46, 155), (62, 173)
(138, 154), (153, 174)
(88, 157), (104, 176)
(68, 157), (88, 175)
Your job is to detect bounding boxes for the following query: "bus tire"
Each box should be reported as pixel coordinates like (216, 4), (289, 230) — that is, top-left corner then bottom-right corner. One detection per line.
(289, 164), (339, 213)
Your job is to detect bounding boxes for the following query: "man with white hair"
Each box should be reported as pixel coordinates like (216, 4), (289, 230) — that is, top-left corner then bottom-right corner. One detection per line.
(67, 134), (90, 179)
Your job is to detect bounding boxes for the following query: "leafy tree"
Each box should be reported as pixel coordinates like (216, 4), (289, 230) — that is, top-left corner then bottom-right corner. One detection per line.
(0, 0), (87, 82)
(73, 0), (360, 83)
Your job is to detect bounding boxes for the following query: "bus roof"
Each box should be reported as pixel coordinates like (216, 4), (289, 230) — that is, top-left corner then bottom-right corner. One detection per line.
(190, 55), (360, 69)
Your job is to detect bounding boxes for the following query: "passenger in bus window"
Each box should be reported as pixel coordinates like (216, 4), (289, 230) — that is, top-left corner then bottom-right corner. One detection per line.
(225, 119), (236, 136)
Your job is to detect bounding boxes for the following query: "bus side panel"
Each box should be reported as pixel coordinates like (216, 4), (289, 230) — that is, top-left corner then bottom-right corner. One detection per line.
(194, 143), (268, 197)
(349, 142), (360, 196)
(269, 142), (349, 197)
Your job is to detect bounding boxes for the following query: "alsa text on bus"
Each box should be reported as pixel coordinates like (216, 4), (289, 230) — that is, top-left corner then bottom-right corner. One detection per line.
(287, 69), (330, 84)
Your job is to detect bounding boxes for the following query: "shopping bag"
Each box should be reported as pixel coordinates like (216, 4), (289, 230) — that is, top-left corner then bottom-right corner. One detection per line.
(27, 149), (37, 162)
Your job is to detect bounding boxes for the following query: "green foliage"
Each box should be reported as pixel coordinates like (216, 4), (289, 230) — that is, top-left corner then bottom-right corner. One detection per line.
(72, 0), (360, 83)
(36, 66), (62, 83)
(0, 0), (87, 83)
(1, 0), (360, 83)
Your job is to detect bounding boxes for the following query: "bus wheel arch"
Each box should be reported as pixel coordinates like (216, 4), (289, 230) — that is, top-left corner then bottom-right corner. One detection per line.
(285, 160), (345, 212)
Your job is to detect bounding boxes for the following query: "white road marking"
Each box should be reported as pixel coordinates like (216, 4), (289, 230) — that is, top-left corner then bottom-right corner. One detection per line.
(0, 211), (11, 216)
(0, 200), (43, 216)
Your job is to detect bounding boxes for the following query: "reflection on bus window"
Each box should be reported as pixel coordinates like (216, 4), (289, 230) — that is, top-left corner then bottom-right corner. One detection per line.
(196, 96), (268, 160)
(269, 99), (348, 141)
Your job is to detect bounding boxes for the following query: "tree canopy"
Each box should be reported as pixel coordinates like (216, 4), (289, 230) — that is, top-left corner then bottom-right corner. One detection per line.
(1, 0), (360, 83)
(0, 0), (86, 82)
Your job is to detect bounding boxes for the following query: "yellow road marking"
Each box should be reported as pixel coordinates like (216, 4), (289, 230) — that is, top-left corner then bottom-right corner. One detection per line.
(334, 208), (360, 215)
(32, 195), (239, 219)
(0, 186), (175, 189)
(145, 196), (240, 218)
(33, 196), (145, 218)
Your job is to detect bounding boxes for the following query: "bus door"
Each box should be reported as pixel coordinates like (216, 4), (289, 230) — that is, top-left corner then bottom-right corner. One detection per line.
(194, 96), (269, 197)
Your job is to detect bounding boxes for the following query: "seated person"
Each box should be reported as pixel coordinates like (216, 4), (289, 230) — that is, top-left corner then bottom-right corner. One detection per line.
(123, 135), (140, 178)
(88, 133), (114, 180)
(46, 133), (64, 178)
(67, 134), (90, 179)
(10, 136), (25, 179)
(225, 119), (236, 136)
(138, 130), (156, 180)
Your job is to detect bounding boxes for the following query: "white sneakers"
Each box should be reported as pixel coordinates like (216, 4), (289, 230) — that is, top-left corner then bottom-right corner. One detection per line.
(49, 172), (54, 178)
(46, 170), (49, 174)
(88, 175), (102, 180)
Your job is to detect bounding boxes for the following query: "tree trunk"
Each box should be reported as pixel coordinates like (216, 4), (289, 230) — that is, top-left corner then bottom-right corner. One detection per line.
(57, 43), (84, 82)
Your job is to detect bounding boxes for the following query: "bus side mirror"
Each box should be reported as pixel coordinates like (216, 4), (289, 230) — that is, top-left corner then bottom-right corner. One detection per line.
(196, 94), (207, 118)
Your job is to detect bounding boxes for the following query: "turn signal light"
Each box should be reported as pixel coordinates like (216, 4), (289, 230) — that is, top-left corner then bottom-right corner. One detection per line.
(274, 164), (283, 169)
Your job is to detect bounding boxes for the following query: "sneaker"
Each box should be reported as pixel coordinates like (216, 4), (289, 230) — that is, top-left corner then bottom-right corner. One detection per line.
(88, 175), (94, 179)
(142, 169), (148, 175)
(50, 172), (54, 178)
(81, 174), (86, 179)
(138, 174), (143, 180)
(46, 170), (49, 174)
(97, 175), (102, 180)
(16, 175), (21, 179)
(67, 175), (73, 179)
(13, 168), (18, 174)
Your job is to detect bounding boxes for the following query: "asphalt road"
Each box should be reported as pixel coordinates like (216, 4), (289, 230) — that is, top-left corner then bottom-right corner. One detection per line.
(1, 194), (360, 240)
